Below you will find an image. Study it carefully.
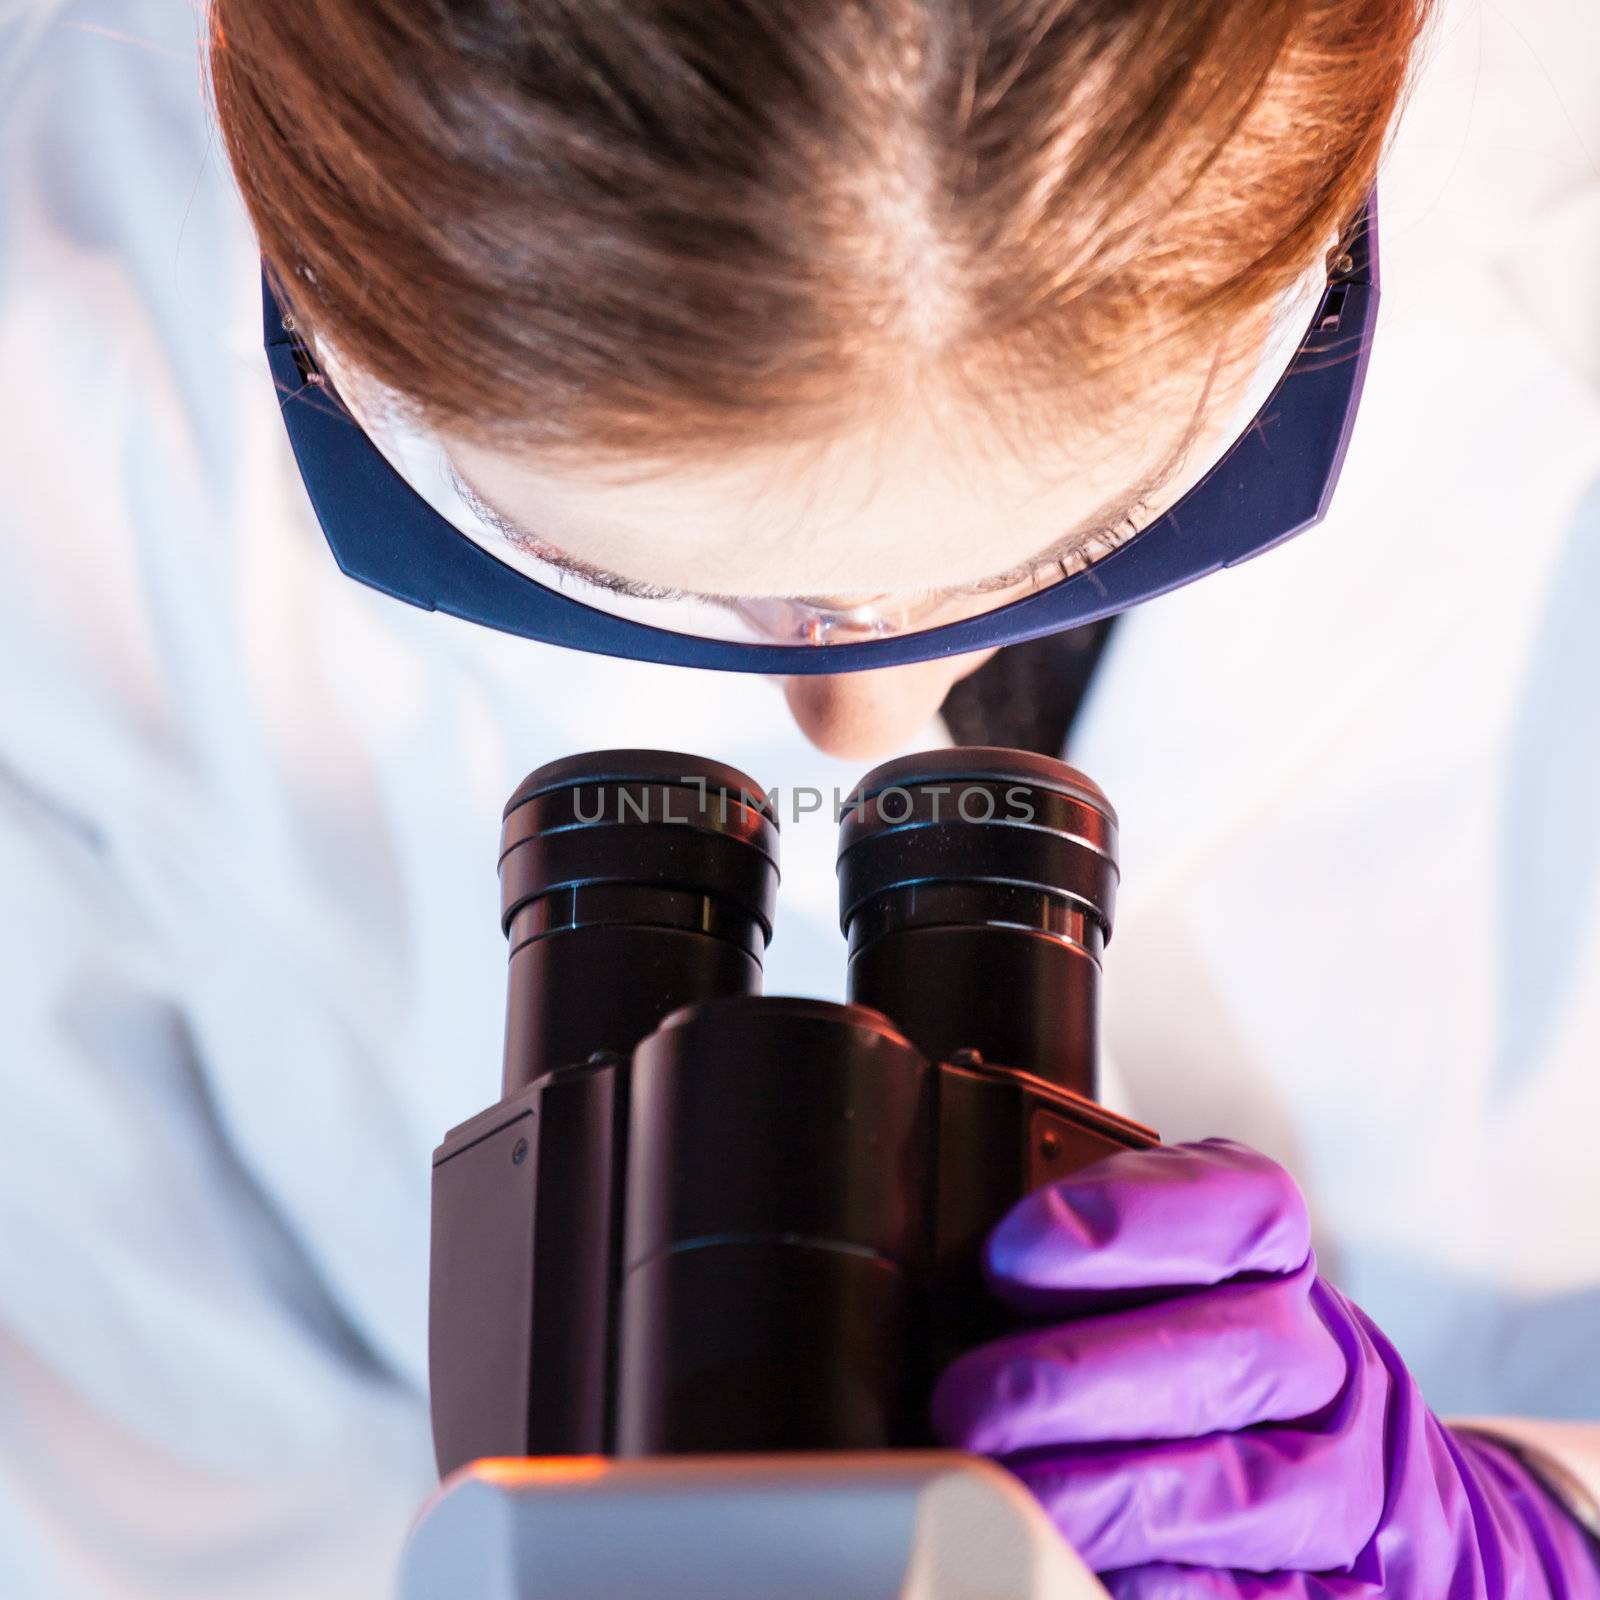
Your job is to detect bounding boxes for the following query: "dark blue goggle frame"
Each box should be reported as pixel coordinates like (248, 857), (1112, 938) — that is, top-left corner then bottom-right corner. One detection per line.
(264, 194), (1378, 674)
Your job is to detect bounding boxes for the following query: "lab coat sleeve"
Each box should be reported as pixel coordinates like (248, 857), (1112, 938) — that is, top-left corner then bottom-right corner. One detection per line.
(0, 768), (430, 1600)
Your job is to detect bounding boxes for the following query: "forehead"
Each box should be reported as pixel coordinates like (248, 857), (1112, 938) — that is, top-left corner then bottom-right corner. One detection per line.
(440, 366), (1223, 601)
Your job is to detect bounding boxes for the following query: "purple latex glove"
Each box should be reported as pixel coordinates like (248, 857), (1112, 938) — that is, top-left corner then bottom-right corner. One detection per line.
(933, 1140), (1600, 1598)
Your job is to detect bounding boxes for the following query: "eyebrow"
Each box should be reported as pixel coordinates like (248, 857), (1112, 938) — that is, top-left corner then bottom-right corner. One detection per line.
(448, 436), (1195, 608)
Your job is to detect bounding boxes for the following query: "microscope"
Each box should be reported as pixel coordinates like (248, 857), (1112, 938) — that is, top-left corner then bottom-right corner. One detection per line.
(400, 747), (1155, 1600)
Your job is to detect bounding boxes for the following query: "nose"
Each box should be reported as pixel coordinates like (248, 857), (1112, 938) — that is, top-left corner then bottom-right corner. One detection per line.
(780, 648), (997, 759)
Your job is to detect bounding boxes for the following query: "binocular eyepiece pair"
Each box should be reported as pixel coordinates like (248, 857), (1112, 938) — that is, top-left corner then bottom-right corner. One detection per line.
(430, 746), (1154, 1478)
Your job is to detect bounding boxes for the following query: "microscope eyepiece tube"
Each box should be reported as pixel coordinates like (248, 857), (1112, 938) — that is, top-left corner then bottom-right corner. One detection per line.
(837, 747), (1119, 1097)
(498, 749), (779, 1095)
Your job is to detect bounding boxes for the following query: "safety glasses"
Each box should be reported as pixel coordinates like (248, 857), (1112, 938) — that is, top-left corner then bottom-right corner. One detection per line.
(264, 194), (1378, 675)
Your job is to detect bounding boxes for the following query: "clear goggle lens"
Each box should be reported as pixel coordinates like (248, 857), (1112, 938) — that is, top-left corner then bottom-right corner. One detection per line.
(338, 254), (1324, 649)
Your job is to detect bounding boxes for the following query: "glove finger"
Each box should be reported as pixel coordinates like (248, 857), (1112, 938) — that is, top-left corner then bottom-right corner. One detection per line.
(1102, 1425), (1600, 1599)
(933, 1255), (1344, 1452)
(985, 1141), (1312, 1317)
(1004, 1283), (1390, 1573)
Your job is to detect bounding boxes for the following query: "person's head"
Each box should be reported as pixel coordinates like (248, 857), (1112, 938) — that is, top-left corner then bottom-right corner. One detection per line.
(210, 0), (1431, 754)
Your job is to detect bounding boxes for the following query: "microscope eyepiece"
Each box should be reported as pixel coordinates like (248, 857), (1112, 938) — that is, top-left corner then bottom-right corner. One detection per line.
(838, 747), (1120, 1095)
(498, 750), (779, 1095)
(500, 749), (778, 948)
(837, 745), (1118, 946)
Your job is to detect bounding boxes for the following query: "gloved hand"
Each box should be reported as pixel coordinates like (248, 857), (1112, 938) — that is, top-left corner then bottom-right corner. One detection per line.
(932, 1139), (1600, 1598)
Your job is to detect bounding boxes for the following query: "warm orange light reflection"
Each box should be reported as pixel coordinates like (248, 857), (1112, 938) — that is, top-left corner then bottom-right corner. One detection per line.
(473, 1456), (611, 1487)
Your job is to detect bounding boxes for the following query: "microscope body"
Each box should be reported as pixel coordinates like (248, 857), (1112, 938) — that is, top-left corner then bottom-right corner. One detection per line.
(429, 748), (1153, 1477)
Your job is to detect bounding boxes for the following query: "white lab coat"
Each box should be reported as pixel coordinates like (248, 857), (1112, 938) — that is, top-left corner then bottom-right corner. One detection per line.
(0, 1), (1595, 1595)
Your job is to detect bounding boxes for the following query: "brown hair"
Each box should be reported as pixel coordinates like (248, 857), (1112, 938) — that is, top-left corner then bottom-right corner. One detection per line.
(210, 0), (1432, 462)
